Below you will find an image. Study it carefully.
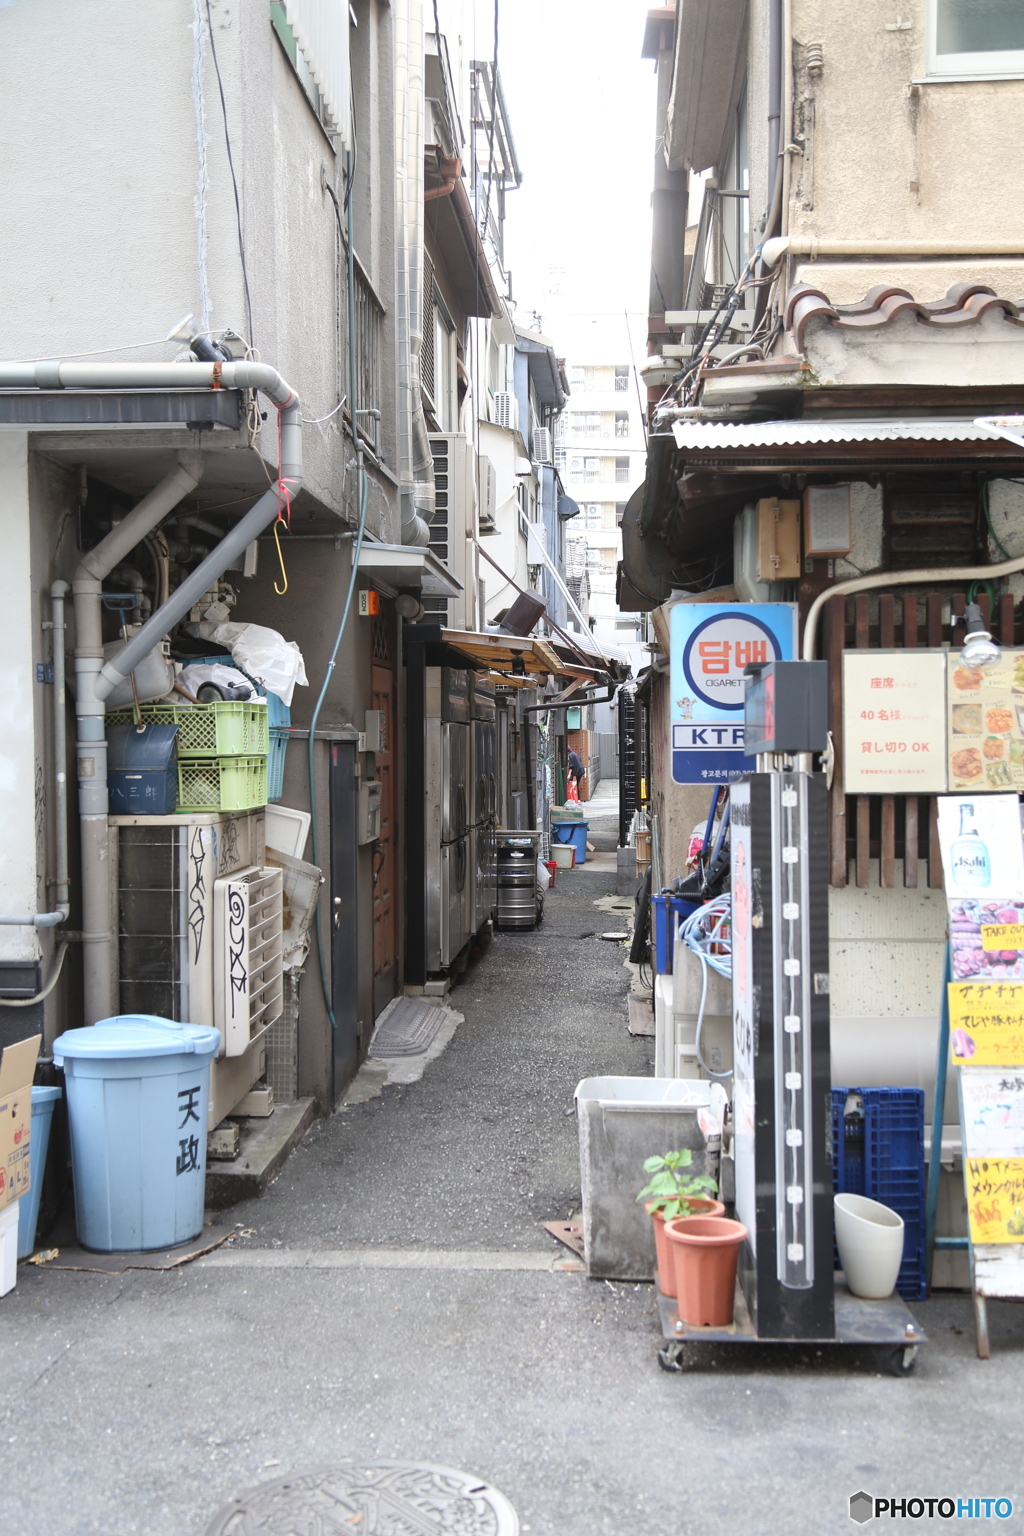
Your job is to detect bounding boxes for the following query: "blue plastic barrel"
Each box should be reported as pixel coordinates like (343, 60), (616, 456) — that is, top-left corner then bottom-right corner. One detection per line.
(17, 1085), (62, 1260)
(551, 820), (590, 865)
(53, 1016), (220, 1253)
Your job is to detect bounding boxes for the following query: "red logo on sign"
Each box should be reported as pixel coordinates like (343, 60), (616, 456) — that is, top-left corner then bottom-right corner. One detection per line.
(13, 1129), (23, 1145)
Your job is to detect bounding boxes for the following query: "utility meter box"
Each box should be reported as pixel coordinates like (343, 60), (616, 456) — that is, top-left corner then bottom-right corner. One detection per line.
(358, 781), (382, 844)
(743, 660), (827, 755)
(363, 710), (385, 753)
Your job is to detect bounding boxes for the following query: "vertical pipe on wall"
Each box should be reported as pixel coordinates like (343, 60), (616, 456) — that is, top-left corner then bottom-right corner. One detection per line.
(394, 0), (433, 546)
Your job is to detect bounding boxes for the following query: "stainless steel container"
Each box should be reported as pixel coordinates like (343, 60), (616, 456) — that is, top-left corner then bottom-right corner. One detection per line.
(496, 844), (536, 930)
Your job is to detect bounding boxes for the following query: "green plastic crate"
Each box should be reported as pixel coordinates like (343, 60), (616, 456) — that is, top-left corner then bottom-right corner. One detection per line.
(177, 756), (268, 812)
(107, 700), (268, 758)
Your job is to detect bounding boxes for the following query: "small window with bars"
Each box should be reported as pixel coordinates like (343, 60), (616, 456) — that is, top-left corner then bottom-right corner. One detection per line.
(615, 457), (630, 483)
(614, 366), (629, 392)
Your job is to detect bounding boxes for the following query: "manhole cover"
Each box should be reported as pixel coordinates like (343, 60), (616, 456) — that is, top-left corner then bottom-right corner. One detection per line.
(204, 1462), (519, 1535)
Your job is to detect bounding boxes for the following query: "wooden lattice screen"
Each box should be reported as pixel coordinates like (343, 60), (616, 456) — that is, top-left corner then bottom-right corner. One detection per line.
(825, 590), (1021, 889)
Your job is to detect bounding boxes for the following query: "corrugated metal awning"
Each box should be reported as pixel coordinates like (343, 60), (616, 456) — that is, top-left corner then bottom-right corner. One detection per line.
(671, 418), (1019, 450)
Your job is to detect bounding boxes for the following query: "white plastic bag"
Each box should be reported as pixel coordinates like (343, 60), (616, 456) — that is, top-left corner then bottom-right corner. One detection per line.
(176, 663), (258, 701)
(208, 622), (308, 708)
(537, 858), (551, 891)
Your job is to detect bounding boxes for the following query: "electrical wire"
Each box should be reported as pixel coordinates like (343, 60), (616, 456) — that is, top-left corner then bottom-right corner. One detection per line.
(307, 145), (371, 1032)
(2, 338), (176, 365)
(204, 0), (254, 345)
(679, 897), (733, 1078)
(302, 395), (348, 426)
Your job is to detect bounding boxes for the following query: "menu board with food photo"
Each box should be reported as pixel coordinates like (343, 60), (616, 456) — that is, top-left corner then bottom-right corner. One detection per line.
(948, 649), (1024, 791)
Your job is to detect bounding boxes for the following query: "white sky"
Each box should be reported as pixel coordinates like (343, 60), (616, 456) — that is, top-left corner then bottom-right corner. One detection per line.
(472, 0), (656, 347)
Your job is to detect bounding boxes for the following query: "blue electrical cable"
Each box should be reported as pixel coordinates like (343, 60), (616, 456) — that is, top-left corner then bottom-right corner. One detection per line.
(679, 896), (733, 1078)
(307, 149), (370, 1030)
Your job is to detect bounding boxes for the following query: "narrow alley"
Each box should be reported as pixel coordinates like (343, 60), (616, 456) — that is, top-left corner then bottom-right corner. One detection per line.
(3, 791), (1022, 1535)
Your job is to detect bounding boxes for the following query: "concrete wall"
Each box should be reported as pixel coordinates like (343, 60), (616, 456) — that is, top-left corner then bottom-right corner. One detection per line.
(0, 0), (368, 521)
(785, 0), (1024, 296)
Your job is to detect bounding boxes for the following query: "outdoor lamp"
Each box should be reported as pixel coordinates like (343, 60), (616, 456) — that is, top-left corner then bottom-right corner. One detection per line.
(960, 602), (1001, 670)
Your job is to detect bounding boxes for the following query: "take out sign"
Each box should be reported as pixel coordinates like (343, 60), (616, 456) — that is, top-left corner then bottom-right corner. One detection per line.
(0, 1034), (40, 1214)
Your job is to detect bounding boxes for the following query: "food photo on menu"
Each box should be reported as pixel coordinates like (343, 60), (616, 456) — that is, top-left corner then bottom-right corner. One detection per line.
(950, 898), (1024, 979)
(948, 651), (1024, 790)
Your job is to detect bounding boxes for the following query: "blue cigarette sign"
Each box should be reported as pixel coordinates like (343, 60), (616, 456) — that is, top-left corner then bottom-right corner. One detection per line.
(670, 603), (797, 783)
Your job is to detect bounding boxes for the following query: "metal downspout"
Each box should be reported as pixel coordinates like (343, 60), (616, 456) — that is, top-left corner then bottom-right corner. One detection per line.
(395, 0), (433, 547)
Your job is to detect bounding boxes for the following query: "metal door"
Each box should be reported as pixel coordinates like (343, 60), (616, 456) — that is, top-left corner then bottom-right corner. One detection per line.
(329, 739), (359, 1094)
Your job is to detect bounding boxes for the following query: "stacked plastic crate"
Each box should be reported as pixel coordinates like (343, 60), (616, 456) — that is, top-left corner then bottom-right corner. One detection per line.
(831, 1086), (927, 1301)
(107, 699), (269, 811)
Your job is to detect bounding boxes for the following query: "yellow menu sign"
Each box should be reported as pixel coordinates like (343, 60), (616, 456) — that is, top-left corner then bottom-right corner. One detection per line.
(948, 982), (1024, 1065)
(981, 924), (1024, 951)
(965, 1158), (1024, 1244)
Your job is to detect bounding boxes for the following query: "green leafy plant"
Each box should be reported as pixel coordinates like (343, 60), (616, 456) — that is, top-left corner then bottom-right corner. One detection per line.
(637, 1149), (718, 1221)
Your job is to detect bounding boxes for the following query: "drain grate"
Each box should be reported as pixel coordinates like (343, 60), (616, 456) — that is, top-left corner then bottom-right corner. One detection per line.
(368, 998), (447, 1058)
(205, 1462), (519, 1534)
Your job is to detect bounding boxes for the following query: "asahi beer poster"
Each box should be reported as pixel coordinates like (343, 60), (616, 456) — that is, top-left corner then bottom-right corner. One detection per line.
(669, 602), (797, 785)
(937, 794), (1024, 902)
(947, 648), (1024, 792)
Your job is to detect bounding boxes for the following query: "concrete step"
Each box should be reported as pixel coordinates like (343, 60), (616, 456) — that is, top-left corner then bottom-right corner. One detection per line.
(205, 1098), (316, 1208)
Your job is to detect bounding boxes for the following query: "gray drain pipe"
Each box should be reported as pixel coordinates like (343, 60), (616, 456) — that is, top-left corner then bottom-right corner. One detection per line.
(394, 0), (433, 547)
(0, 360), (302, 1021)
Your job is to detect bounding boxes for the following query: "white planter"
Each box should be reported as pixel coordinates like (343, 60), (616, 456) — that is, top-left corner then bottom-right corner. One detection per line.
(834, 1193), (905, 1300)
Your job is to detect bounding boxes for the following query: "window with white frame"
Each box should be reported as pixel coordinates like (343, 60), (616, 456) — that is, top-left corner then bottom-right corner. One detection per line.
(614, 412), (629, 438)
(929, 0), (1024, 74)
(615, 457), (630, 483)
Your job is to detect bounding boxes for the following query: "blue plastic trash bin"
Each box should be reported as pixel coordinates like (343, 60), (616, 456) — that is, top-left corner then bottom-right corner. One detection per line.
(17, 1085), (62, 1260)
(52, 1015), (220, 1253)
(552, 819), (590, 865)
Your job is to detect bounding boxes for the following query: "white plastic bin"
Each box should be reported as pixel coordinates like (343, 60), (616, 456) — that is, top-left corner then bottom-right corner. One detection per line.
(0, 1200), (20, 1297)
(574, 1076), (727, 1280)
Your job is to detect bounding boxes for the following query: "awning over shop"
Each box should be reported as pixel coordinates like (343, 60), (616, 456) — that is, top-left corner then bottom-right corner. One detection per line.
(356, 543), (463, 597)
(440, 627), (566, 679)
(668, 417), (1024, 468)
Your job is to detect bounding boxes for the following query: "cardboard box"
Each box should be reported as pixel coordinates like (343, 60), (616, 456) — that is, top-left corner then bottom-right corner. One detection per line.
(0, 1034), (40, 1214)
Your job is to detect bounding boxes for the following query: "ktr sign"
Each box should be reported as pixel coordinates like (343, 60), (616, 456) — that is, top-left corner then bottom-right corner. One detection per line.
(670, 603), (797, 784)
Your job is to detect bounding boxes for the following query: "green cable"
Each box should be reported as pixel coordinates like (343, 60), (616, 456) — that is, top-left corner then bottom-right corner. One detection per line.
(307, 149), (370, 1031)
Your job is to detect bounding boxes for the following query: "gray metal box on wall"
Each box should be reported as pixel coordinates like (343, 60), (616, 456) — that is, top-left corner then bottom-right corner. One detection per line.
(574, 1076), (728, 1280)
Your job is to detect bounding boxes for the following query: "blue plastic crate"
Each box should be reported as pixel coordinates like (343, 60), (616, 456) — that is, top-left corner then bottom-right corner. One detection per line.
(267, 728), (289, 802)
(832, 1086), (927, 1301)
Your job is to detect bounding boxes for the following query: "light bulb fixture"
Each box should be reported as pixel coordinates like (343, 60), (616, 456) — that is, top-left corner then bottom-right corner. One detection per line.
(960, 601), (1001, 670)
(165, 312), (231, 364)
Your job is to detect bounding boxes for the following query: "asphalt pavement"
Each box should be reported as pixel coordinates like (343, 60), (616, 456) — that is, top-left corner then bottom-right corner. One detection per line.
(2, 792), (1021, 1535)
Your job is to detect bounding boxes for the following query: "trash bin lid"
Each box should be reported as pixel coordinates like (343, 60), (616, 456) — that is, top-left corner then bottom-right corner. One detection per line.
(53, 1015), (220, 1062)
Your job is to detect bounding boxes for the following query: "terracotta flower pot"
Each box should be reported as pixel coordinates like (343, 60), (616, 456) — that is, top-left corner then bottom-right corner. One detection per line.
(647, 1199), (726, 1295)
(665, 1215), (747, 1326)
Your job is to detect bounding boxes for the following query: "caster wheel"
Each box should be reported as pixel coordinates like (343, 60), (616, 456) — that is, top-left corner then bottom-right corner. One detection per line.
(657, 1341), (687, 1373)
(886, 1345), (918, 1376)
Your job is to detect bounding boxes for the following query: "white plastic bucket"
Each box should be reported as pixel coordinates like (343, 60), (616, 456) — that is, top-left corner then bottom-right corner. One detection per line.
(834, 1193), (905, 1299)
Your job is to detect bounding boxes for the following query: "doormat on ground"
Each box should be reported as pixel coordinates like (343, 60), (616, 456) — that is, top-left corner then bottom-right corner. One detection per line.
(368, 997), (447, 1058)
(627, 994), (655, 1036)
(542, 1220), (586, 1259)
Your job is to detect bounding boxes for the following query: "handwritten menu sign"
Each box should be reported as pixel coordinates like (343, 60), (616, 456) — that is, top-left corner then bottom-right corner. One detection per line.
(964, 1159), (1024, 1244)
(948, 984), (1024, 1065)
(947, 647), (1024, 792)
(843, 650), (947, 794)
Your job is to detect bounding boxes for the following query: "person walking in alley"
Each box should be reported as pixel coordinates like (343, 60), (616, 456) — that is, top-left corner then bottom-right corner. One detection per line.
(567, 747), (586, 796)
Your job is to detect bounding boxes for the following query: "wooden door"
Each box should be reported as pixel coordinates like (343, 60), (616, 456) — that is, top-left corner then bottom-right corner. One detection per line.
(371, 629), (398, 1015)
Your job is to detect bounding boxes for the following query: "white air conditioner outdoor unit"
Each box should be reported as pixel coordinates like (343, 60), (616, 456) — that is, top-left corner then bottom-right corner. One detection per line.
(532, 427), (552, 464)
(427, 432), (476, 628)
(477, 455), (497, 534)
(214, 865), (284, 1057)
(493, 391), (518, 432)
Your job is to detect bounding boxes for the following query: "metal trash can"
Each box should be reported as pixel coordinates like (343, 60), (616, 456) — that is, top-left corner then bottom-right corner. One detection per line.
(496, 835), (539, 930)
(574, 1076), (728, 1280)
(53, 1015), (220, 1253)
(17, 1085), (62, 1259)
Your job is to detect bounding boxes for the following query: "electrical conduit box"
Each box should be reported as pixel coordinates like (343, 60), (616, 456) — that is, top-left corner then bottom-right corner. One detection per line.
(358, 781), (382, 844)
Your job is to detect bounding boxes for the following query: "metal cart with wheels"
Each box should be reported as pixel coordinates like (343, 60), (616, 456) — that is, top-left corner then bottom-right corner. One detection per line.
(655, 1274), (927, 1375)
